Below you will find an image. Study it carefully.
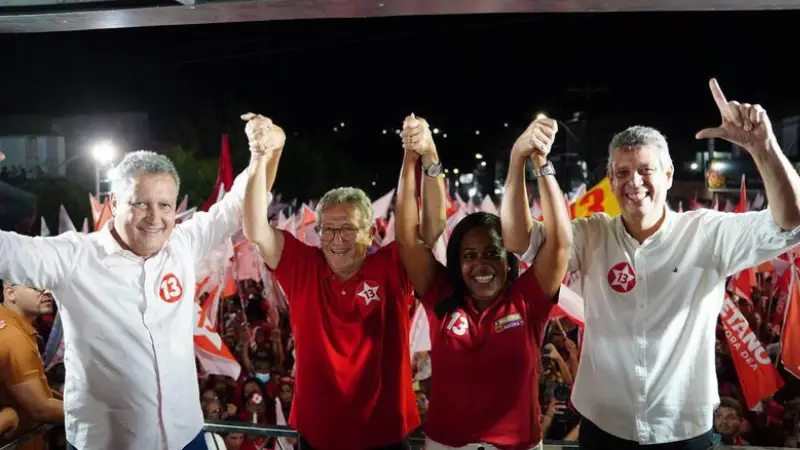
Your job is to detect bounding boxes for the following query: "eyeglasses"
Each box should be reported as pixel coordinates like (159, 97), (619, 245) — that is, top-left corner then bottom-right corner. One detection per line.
(315, 225), (361, 242)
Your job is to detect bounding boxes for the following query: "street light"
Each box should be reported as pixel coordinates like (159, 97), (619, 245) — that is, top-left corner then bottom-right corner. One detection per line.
(91, 141), (117, 198)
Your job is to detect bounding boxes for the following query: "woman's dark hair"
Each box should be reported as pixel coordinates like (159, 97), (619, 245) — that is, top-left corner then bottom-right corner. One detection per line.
(433, 212), (520, 319)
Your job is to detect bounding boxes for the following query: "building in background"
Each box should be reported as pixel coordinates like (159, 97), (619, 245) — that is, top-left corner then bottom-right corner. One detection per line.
(0, 112), (149, 181)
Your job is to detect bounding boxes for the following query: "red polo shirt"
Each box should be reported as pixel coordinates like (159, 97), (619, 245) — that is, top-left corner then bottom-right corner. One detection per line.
(271, 230), (419, 450)
(420, 263), (554, 450)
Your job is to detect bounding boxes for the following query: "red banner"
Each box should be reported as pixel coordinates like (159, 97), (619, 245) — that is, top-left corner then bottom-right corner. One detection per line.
(720, 294), (783, 409)
(781, 268), (800, 379)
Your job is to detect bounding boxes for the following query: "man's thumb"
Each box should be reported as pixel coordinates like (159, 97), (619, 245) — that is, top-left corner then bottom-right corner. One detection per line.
(695, 127), (724, 140)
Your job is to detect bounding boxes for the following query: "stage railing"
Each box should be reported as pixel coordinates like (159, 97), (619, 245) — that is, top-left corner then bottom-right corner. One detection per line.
(1, 421), (795, 450)
(203, 421), (580, 449)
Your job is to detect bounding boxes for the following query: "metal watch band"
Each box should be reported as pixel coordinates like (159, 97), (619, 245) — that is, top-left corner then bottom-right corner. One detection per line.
(532, 161), (556, 178)
(423, 161), (443, 178)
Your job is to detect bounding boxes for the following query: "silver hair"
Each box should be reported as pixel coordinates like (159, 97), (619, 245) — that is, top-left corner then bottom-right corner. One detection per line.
(607, 125), (673, 173)
(315, 187), (374, 228)
(109, 150), (181, 197)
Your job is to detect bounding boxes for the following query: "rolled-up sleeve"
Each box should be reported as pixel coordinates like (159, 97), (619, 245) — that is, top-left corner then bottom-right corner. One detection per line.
(174, 171), (271, 264)
(519, 214), (601, 274)
(703, 208), (800, 277)
(0, 231), (80, 292)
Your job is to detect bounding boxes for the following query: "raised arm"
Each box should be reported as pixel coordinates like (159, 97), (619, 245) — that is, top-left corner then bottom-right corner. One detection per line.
(173, 115), (284, 264)
(396, 114), (443, 296)
(696, 78), (800, 230)
(0, 156), (79, 292)
(506, 118), (572, 296)
(500, 138), (535, 256)
(411, 116), (447, 247)
(241, 113), (286, 270)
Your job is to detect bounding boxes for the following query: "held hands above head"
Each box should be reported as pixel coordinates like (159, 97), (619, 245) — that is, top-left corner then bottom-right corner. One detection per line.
(241, 113), (286, 157)
(695, 78), (777, 154)
(401, 113), (437, 158)
(512, 116), (558, 165)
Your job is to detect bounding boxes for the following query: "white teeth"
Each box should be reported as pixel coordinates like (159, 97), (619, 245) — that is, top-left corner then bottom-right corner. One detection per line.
(626, 191), (648, 200)
(474, 275), (494, 284)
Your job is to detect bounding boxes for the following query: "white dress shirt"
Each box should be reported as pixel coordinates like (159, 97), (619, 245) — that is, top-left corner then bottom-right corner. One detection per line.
(522, 208), (800, 444)
(0, 171), (248, 450)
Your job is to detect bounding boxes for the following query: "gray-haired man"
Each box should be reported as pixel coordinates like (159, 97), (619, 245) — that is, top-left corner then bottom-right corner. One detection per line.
(0, 117), (284, 450)
(501, 79), (800, 449)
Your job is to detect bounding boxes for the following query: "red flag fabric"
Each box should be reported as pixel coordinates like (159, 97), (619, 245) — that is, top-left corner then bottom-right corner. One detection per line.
(720, 294), (783, 409)
(781, 268), (800, 379)
(733, 174), (747, 213)
(202, 134), (234, 212)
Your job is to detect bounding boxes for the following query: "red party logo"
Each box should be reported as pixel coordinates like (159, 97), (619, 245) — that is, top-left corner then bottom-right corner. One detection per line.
(159, 273), (184, 303)
(607, 262), (636, 293)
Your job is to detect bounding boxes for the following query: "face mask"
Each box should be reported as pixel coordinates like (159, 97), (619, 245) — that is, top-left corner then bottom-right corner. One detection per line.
(254, 373), (271, 384)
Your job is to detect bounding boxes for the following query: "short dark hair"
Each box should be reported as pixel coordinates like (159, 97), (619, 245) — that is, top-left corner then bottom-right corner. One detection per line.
(718, 396), (743, 416)
(0, 280), (6, 304)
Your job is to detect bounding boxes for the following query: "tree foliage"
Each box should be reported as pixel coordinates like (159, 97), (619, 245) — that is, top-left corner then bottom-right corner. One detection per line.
(17, 176), (93, 234)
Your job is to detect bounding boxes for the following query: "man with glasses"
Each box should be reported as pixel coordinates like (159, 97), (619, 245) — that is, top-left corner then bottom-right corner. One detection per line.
(242, 113), (446, 450)
(0, 281), (63, 450)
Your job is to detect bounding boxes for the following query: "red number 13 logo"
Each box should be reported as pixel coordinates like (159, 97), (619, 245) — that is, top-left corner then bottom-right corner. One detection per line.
(159, 273), (184, 303)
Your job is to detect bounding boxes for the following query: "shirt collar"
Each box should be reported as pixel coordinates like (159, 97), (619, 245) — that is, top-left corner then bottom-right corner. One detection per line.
(615, 206), (676, 247)
(93, 223), (171, 260)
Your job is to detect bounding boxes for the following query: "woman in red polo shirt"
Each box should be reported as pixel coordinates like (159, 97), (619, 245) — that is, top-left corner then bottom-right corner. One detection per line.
(395, 115), (572, 450)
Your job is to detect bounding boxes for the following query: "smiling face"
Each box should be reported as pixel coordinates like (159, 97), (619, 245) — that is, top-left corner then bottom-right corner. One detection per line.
(318, 203), (374, 276)
(458, 226), (509, 302)
(609, 144), (673, 227)
(111, 172), (177, 258)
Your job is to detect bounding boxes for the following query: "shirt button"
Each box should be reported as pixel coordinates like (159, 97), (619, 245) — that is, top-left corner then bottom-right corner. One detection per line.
(341, 290), (346, 295)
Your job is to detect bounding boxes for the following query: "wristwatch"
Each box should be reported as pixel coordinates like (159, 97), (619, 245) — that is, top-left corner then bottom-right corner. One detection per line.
(532, 161), (556, 178)
(423, 161), (444, 178)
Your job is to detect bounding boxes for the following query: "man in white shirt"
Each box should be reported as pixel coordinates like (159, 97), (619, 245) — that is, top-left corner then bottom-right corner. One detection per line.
(501, 79), (800, 449)
(0, 116), (285, 450)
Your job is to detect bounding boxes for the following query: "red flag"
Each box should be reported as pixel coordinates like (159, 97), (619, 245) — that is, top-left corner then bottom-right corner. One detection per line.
(201, 134), (234, 212)
(733, 174), (747, 213)
(720, 294), (783, 409)
(781, 268), (800, 379)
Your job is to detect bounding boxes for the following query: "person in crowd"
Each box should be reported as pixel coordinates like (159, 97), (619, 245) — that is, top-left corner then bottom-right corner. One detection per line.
(0, 115), (285, 450)
(501, 78), (800, 449)
(395, 114), (571, 449)
(223, 432), (245, 450)
(0, 281), (63, 450)
(713, 397), (748, 446)
(242, 112), (445, 450)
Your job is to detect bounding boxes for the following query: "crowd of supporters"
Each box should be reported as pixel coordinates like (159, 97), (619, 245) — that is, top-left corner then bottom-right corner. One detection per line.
(0, 267), (792, 449)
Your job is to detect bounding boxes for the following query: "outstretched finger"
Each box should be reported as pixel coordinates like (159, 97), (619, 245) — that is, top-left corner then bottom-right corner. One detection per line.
(709, 78), (731, 118)
(241, 112), (257, 121)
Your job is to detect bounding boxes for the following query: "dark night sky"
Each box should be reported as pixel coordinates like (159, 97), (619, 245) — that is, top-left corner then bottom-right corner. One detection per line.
(0, 10), (799, 193)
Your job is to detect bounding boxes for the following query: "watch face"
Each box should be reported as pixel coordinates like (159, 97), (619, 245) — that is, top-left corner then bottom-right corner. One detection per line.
(425, 164), (443, 177)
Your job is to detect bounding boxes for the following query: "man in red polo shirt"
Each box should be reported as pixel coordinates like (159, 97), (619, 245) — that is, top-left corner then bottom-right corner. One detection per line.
(241, 113), (446, 450)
